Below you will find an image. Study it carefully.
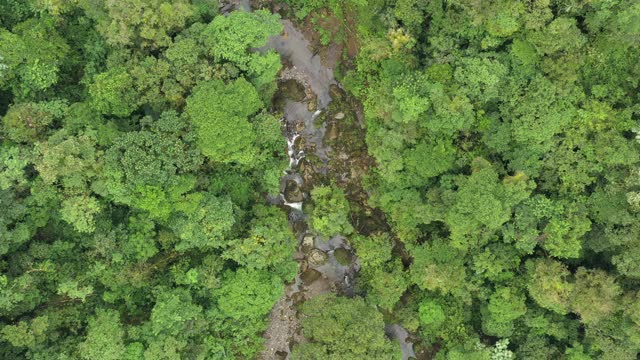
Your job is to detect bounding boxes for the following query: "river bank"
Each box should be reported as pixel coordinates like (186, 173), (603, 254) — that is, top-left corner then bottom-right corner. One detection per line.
(220, 1), (415, 358)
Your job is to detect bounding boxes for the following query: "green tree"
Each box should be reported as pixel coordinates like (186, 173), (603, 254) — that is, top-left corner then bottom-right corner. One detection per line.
(1, 315), (49, 350)
(525, 258), (573, 314)
(34, 130), (103, 232)
(570, 268), (620, 325)
(185, 78), (262, 164)
(418, 298), (446, 336)
(223, 205), (297, 280)
(366, 262), (408, 311)
(170, 194), (237, 251)
(291, 294), (400, 359)
(454, 57), (508, 104)
(98, 111), (203, 217)
(483, 286), (527, 337)
(88, 67), (138, 117)
(210, 268), (284, 358)
(78, 309), (125, 360)
(444, 159), (531, 250)
(87, 0), (195, 49)
(409, 239), (468, 298)
(352, 233), (407, 310)
(2, 102), (58, 143)
(471, 243), (521, 283)
(149, 288), (203, 337)
(60, 194), (101, 233)
(0, 17), (69, 98)
(214, 268), (283, 321)
(0, 145), (31, 190)
(203, 10), (282, 72)
(403, 138), (456, 181)
(309, 184), (354, 236)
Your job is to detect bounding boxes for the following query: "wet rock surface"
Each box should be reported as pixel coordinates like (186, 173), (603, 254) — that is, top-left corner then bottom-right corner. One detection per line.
(300, 268), (321, 285)
(334, 247), (353, 266)
(260, 16), (363, 358)
(386, 324), (418, 360)
(216, 1), (415, 359)
(308, 248), (328, 266)
(301, 234), (315, 253)
(283, 179), (304, 202)
(262, 20), (337, 109)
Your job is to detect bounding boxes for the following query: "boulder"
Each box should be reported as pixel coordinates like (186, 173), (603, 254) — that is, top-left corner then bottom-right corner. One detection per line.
(308, 249), (328, 266)
(284, 179), (304, 202)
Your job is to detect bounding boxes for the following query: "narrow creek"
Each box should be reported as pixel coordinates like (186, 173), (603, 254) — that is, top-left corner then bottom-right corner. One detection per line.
(260, 17), (361, 360)
(222, 2), (415, 359)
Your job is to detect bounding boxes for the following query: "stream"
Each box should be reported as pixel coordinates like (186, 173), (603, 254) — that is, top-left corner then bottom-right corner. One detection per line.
(221, 1), (415, 359)
(260, 16), (361, 360)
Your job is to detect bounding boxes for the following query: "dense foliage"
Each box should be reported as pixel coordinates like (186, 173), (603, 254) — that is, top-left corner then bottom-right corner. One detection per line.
(336, 0), (640, 358)
(291, 294), (399, 359)
(2, 0), (640, 359)
(0, 2), (296, 359)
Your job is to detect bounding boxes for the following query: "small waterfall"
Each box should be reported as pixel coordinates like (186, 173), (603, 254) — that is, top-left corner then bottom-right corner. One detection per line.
(279, 115), (306, 212)
(283, 201), (303, 211)
(241, 3), (375, 357)
(285, 132), (305, 169)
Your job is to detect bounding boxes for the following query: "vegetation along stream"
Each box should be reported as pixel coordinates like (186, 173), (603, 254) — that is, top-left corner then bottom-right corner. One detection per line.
(219, 1), (416, 359)
(4, 0), (639, 359)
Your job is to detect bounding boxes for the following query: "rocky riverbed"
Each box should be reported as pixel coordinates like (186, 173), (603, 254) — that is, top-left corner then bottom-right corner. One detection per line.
(259, 17), (361, 359)
(220, 1), (415, 359)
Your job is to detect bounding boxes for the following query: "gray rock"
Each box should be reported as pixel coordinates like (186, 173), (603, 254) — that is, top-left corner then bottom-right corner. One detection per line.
(300, 268), (321, 285)
(301, 235), (315, 253)
(308, 249), (328, 266)
(284, 179), (304, 202)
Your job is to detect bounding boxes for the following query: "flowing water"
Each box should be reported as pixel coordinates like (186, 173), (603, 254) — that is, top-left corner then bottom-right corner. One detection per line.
(221, 2), (414, 359)
(260, 13), (360, 360)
